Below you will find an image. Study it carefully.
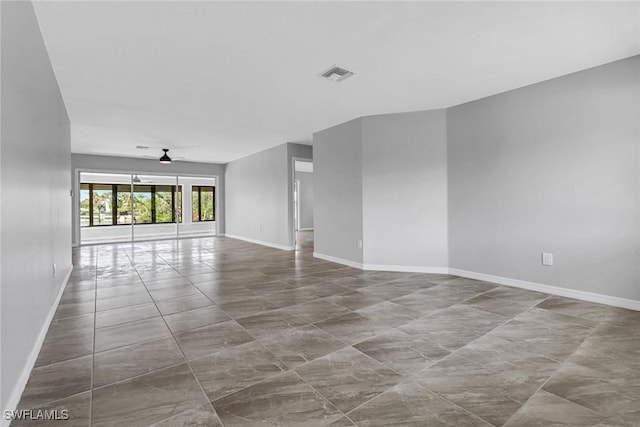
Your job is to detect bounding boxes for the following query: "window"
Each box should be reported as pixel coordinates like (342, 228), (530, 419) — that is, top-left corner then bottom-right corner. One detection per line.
(80, 184), (91, 227)
(116, 185), (132, 225)
(92, 184), (113, 226)
(192, 186), (215, 222)
(133, 185), (152, 224)
(80, 183), (182, 227)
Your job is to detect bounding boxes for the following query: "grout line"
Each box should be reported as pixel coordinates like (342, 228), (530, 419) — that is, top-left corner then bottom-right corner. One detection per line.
(499, 318), (613, 426)
(89, 246), (99, 426)
(90, 359), (187, 392)
(124, 243), (227, 426)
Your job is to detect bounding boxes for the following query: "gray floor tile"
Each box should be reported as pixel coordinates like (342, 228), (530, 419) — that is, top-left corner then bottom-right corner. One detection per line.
(96, 291), (153, 312)
(94, 317), (171, 353)
(354, 330), (450, 376)
(356, 301), (423, 327)
(92, 363), (210, 427)
(190, 340), (287, 401)
(35, 314), (94, 367)
(174, 319), (255, 360)
(18, 236), (639, 427)
(400, 305), (508, 351)
(536, 295), (629, 323)
(258, 324), (347, 368)
(215, 296), (279, 318)
(282, 298), (353, 323)
(348, 382), (491, 426)
(315, 312), (396, 345)
(148, 405), (223, 427)
(95, 302), (161, 329)
(163, 305), (231, 333)
(262, 288), (319, 308)
(235, 308), (308, 338)
(155, 293), (214, 315)
(414, 351), (556, 426)
(504, 390), (608, 427)
(326, 291), (386, 310)
(295, 347), (402, 413)
(148, 284), (202, 301)
(93, 336), (185, 387)
(213, 371), (343, 426)
(19, 356), (92, 409)
(12, 392), (91, 427)
(53, 300), (95, 320)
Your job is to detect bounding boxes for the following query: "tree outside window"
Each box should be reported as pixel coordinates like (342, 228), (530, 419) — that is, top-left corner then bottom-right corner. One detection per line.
(192, 186), (215, 222)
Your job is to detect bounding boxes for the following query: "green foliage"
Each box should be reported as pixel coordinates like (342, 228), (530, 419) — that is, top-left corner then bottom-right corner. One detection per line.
(155, 192), (173, 223)
(134, 193), (152, 223)
(201, 191), (214, 221)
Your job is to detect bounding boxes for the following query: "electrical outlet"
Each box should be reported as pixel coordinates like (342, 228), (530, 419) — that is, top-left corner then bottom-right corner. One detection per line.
(357, 239), (363, 249)
(542, 252), (553, 266)
(259, 225), (262, 232)
(53, 263), (57, 278)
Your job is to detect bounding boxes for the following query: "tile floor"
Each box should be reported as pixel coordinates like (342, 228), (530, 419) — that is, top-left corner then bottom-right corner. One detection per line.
(15, 233), (640, 426)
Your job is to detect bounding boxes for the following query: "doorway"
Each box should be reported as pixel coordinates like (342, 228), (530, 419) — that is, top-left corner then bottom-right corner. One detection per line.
(292, 160), (313, 250)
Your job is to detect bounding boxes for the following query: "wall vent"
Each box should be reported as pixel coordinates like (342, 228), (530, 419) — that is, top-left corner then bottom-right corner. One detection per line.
(320, 65), (355, 82)
(136, 145), (149, 150)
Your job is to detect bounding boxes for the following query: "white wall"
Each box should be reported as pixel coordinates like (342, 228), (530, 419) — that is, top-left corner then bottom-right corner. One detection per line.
(71, 153), (225, 245)
(313, 119), (364, 264)
(295, 171), (314, 230)
(448, 55), (640, 301)
(1, 0), (72, 412)
(225, 143), (291, 248)
(313, 111), (449, 271)
(224, 142), (311, 250)
(362, 110), (448, 271)
(312, 56), (638, 306)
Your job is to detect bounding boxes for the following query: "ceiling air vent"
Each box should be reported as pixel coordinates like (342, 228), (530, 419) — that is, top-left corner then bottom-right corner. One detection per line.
(136, 145), (149, 150)
(320, 65), (355, 82)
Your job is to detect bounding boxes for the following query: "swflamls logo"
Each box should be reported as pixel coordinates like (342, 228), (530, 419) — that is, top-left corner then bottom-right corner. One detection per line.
(4, 409), (70, 421)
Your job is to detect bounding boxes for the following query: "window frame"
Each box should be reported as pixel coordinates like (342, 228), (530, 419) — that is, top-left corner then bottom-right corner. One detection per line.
(191, 185), (215, 222)
(80, 183), (183, 227)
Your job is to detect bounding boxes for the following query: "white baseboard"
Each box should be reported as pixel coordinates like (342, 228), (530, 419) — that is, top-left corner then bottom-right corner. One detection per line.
(308, 253), (640, 311)
(449, 268), (640, 311)
(313, 252), (363, 269)
(225, 234), (294, 251)
(363, 264), (449, 274)
(4, 265), (74, 425)
(312, 254), (448, 274)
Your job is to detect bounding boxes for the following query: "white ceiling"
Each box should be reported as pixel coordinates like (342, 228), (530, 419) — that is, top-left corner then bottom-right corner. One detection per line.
(33, 1), (640, 164)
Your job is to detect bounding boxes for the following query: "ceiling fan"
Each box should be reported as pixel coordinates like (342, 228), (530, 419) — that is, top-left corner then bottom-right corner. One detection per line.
(132, 174), (152, 183)
(137, 146), (187, 162)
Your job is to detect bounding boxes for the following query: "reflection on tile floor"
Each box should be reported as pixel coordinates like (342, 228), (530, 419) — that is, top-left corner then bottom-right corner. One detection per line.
(15, 234), (640, 426)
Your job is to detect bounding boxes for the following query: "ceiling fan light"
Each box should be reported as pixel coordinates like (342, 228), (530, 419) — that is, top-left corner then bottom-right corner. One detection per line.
(159, 148), (172, 164)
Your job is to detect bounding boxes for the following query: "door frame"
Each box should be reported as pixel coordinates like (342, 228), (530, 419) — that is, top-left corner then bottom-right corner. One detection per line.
(290, 157), (312, 248)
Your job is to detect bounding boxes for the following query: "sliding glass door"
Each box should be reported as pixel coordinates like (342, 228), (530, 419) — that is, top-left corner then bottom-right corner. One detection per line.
(79, 172), (217, 244)
(177, 176), (216, 238)
(132, 175), (180, 242)
(79, 172), (134, 245)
